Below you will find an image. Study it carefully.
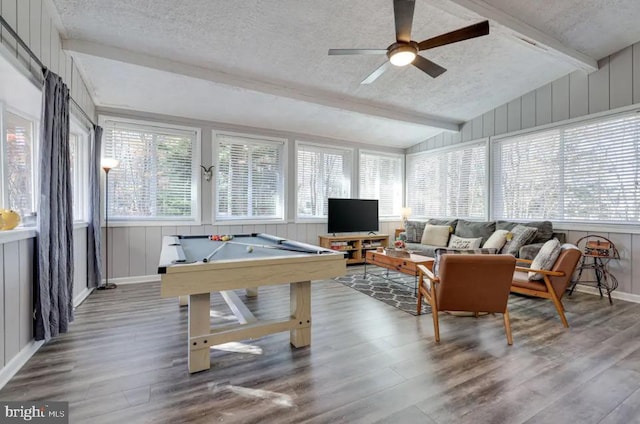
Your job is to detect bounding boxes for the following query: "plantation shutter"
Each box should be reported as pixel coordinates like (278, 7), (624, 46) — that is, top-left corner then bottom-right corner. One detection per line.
(359, 151), (403, 217)
(216, 134), (284, 220)
(102, 119), (197, 220)
(296, 143), (351, 218)
(406, 141), (487, 219)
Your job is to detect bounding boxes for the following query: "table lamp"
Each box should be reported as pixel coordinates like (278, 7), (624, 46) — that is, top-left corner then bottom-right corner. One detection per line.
(401, 207), (412, 229)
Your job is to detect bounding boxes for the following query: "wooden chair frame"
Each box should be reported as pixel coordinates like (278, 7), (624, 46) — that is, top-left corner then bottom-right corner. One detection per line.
(417, 264), (513, 345)
(512, 258), (570, 327)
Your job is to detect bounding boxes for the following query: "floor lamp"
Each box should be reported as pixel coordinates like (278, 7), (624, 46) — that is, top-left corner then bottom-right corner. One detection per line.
(98, 158), (119, 290)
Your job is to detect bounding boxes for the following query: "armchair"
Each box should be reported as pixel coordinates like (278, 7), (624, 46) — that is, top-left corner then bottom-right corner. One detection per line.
(511, 245), (581, 327)
(417, 254), (517, 344)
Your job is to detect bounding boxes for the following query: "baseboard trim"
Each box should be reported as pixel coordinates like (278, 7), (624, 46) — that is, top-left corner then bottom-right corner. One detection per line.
(574, 285), (640, 304)
(0, 340), (45, 390)
(73, 287), (93, 308)
(103, 274), (160, 285)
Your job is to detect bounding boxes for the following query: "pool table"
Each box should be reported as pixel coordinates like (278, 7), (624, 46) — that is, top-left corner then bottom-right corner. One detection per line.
(158, 233), (346, 373)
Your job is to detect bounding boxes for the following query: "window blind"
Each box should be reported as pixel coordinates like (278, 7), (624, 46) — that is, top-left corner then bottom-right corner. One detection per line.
(216, 134), (284, 220)
(102, 119), (197, 220)
(406, 141), (487, 219)
(3, 111), (34, 217)
(359, 151), (403, 217)
(296, 143), (351, 218)
(492, 111), (640, 223)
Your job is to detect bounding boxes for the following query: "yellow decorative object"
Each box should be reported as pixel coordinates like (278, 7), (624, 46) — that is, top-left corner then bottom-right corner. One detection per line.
(0, 209), (21, 230)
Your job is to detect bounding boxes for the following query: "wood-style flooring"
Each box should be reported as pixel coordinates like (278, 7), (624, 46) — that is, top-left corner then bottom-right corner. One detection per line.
(2, 275), (640, 423)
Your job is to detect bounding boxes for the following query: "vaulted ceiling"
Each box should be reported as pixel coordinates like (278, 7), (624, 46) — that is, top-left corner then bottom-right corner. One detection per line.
(52, 0), (640, 148)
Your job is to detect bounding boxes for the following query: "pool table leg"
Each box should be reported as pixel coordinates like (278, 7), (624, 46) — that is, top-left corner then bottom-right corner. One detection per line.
(188, 293), (211, 373)
(246, 287), (258, 297)
(290, 280), (311, 347)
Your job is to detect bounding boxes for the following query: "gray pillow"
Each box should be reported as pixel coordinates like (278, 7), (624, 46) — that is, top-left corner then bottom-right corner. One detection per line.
(454, 220), (496, 246)
(497, 220), (553, 244)
(500, 225), (538, 256)
(529, 238), (562, 280)
(433, 247), (498, 276)
(428, 218), (458, 229)
(404, 220), (426, 243)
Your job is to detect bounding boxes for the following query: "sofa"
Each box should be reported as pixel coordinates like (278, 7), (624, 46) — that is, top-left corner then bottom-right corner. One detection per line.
(399, 218), (566, 259)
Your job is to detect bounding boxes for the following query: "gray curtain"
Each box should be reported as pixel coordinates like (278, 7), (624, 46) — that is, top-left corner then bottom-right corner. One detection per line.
(88, 125), (103, 288)
(35, 70), (74, 341)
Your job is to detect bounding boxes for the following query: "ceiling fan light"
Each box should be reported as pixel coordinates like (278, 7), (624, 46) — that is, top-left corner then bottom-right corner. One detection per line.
(389, 50), (416, 67)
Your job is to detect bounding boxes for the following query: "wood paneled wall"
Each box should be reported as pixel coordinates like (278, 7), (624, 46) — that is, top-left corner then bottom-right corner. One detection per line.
(407, 41), (640, 299)
(0, 228), (88, 373)
(0, 0), (95, 119)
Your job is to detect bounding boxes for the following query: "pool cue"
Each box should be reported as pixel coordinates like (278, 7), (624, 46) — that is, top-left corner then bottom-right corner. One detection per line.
(226, 240), (322, 254)
(203, 242), (228, 262)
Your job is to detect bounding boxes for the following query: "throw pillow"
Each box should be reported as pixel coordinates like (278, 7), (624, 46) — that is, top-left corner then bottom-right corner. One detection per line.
(529, 238), (562, 280)
(483, 230), (510, 250)
(421, 224), (451, 247)
(433, 247), (498, 276)
(454, 219), (496, 246)
(500, 224), (538, 256)
(405, 220), (427, 243)
(448, 234), (482, 250)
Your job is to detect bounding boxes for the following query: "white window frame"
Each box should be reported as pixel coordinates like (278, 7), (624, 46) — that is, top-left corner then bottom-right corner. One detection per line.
(212, 130), (287, 224)
(0, 102), (39, 226)
(490, 106), (640, 228)
(295, 140), (354, 223)
(358, 149), (404, 220)
(406, 139), (489, 220)
(99, 116), (201, 226)
(69, 115), (90, 223)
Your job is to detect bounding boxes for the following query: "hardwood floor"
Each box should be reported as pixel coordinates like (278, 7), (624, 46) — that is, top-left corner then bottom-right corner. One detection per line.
(2, 276), (640, 423)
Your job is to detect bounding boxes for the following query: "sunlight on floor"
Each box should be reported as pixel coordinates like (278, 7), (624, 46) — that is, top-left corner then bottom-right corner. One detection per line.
(210, 341), (263, 355)
(209, 309), (238, 322)
(208, 384), (294, 407)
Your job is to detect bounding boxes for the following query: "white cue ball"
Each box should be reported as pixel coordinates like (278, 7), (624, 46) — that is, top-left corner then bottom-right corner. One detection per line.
(246, 246), (253, 253)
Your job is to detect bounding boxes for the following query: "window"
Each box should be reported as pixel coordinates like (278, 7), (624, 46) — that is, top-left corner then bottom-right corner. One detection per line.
(492, 110), (640, 223)
(215, 132), (285, 221)
(407, 140), (487, 219)
(296, 142), (352, 219)
(359, 151), (403, 218)
(69, 118), (90, 221)
(101, 117), (200, 222)
(2, 110), (36, 219)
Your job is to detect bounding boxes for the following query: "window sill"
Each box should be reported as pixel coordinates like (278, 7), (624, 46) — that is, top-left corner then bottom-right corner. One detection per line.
(0, 228), (37, 244)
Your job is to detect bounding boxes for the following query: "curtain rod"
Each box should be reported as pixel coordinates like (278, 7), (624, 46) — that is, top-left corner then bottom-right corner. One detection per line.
(0, 14), (97, 127)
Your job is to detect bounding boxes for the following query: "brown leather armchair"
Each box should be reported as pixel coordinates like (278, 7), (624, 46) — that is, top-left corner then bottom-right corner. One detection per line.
(417, 254), (517, 345)
(511, 245), (581, 327)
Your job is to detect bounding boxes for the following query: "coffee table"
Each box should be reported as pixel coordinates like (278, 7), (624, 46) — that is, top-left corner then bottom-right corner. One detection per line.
(364, 250), (434, 294)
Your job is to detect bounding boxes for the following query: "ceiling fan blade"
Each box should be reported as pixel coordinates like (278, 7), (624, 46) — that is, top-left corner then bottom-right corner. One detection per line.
(328, 49), (387, 55)
(394, 0), (416, 43)
(361, 61), (391, 84)
(418, 20), (490, 51)
(412, 55), (447, 78)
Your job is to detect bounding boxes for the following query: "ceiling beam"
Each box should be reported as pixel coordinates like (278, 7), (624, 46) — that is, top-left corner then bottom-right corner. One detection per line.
(445, 0), (598, 73)
(62, 39), (461, 132)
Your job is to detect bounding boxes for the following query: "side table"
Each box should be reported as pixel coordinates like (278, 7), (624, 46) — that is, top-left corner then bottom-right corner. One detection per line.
(569, 235), (619, 304)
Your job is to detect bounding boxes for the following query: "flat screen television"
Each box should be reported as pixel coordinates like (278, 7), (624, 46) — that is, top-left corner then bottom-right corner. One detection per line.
(327, 198), (379, 234)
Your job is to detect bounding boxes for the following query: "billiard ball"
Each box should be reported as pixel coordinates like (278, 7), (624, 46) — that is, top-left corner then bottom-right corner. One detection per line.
(246, 246), (253, 253)
(221, 235), (230, 241)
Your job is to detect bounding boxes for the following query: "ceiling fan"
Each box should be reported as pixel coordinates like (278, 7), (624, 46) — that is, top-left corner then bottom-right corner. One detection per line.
(328, 0), (490, 84)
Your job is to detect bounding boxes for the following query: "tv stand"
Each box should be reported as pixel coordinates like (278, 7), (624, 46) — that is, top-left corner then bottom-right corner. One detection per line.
(319, 234), (389, 265)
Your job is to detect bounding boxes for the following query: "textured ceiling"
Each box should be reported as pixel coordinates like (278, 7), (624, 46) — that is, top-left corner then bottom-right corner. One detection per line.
(52, 0), (640, 148)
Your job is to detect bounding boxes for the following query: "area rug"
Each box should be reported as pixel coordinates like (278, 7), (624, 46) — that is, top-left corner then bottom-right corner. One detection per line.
(335, 266), (431, 316)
